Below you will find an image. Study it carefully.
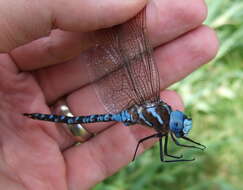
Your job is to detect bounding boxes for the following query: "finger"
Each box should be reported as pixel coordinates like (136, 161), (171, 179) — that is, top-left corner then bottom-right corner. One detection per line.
(147, 0), (207, 46)
(52, 0), (147, 32)
(63, 91), (183, 190)
(156, 26), (219, 88)
(12, 0), (207, 70)
(37, 25), (218, 104)
(0, 0), (146, 52)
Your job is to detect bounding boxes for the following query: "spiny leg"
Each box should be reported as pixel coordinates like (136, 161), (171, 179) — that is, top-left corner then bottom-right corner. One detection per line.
(164, 135), (183, 159)
(159, 137), (194, 162)
(182, 136), (206, 150)
(171, 133), (204, 151)
(132, 133), (160, 161)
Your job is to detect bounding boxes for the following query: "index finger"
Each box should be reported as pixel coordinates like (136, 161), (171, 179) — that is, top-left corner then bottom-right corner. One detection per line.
(0, 0), (147, 52)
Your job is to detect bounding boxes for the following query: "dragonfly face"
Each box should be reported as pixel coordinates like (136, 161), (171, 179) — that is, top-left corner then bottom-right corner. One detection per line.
(169, 111), (192, 138)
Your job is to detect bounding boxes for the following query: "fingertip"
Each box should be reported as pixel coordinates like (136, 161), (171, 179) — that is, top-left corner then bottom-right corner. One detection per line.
(198, 25), (219, 62)
(147, 0), (208, 46)
(160, 90), (184, 111)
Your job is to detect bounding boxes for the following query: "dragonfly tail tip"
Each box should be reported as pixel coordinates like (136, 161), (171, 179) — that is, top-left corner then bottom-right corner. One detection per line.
(23, 113), (32, 118)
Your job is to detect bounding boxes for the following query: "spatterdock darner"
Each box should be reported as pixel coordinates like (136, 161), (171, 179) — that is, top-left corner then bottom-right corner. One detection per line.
(23, 9), (205, 162)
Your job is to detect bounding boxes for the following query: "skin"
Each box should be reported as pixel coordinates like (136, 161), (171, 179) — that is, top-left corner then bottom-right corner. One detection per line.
(0, 0), (218, 189)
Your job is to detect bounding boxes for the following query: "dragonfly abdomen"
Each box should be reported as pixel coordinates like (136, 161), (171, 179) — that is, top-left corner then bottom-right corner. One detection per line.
(23, 110), (133, 125)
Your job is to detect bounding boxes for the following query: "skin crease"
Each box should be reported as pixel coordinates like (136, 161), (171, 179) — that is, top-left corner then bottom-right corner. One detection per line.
(0, 0), (219, 190)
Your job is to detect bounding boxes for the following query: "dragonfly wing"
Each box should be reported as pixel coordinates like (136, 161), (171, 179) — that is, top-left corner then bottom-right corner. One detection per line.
(117, 10), (160, 104)
(86, 9), (160, 113)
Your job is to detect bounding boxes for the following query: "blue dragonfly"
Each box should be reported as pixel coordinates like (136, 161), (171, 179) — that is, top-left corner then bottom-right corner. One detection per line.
(23, 10), (205, 162)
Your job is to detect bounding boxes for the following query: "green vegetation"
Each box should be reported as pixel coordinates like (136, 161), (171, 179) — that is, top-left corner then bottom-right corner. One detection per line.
(94, 0), (243, 189)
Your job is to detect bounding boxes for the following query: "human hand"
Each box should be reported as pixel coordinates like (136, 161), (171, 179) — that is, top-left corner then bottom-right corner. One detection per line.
(0, 0), (218, 189)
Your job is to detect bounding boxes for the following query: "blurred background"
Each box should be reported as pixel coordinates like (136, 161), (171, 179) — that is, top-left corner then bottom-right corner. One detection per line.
(94, 0), (243, 189)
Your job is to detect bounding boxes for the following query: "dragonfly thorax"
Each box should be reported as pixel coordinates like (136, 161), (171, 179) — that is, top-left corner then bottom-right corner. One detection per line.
(126, 101), (171, 133)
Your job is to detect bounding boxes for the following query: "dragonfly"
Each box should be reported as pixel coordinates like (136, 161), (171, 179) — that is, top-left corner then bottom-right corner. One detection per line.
(23, 9), (205, 162)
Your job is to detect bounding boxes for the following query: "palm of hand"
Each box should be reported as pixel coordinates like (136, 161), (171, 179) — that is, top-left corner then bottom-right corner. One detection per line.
(0, 64), (69, 189)
(0, 1), (218, 190)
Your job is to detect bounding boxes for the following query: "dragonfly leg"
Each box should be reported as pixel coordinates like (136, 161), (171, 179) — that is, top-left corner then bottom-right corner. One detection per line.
(171, 133), (205, 151)
(182, 136), (206, 150)
(132, 133), (161, 161)
(159, 137), (165, 162)
(164, 135), (183, 159)
(159, 137), (194, 162)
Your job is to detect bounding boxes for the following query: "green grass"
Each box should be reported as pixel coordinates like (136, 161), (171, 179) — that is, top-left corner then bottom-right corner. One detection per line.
(93, 0), (243, 189)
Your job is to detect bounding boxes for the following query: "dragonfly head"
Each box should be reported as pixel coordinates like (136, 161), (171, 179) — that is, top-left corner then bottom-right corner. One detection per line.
(169, 111), (192, 138)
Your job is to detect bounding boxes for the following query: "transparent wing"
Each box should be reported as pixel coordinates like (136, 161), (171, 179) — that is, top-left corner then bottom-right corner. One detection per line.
(86, 9), (160, 113)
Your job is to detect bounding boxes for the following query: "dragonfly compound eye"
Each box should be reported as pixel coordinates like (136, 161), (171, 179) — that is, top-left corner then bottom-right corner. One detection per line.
(169, 111), (184, 137)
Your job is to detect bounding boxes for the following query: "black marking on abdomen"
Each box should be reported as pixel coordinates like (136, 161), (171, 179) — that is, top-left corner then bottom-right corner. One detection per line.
(23, 113), (118, 124)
